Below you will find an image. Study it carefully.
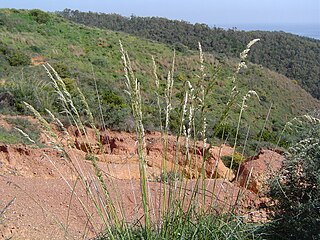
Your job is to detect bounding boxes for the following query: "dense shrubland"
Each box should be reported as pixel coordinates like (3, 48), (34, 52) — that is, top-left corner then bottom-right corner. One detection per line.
(58, 9), (320, 100)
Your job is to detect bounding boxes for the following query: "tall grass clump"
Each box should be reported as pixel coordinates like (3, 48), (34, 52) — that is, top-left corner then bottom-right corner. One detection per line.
(112, 39), (262, 239)
(20, 38), (263, 239)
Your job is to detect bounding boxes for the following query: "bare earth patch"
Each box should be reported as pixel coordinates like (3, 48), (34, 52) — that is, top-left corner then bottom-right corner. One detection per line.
(0, 115), (284, 239)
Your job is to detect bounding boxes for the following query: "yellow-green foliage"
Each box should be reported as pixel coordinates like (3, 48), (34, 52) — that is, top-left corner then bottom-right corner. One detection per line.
(29, 9), (51, 24)
(221, 152), (246, 170)
(62, 77), (75, 93)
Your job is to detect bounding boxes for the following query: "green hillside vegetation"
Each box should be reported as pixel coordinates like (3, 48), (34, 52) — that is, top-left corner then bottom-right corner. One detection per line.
(57, 9), (320, 99)
(0, 9), (319, 154)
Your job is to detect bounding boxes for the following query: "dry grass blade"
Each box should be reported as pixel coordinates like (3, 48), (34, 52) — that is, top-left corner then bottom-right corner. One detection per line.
(0, 197), (16, 218)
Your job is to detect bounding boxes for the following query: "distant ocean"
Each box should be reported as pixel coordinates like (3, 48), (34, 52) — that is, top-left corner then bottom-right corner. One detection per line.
(216, 23), (320, 40)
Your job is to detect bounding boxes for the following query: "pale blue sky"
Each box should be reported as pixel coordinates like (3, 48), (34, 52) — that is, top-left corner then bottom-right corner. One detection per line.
(1, 0), (319, 26)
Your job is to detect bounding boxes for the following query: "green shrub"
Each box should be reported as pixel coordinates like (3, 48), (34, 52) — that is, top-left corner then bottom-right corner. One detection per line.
(173, 42), (188, 53)
(6, 49), (30, 66)
(29, 9), (50, 24)
(261, 120), (320, 240)
(62, 77), (76, 93)
(102, 107), (133, 131)
(213, 122), (237, 140)
(0, 43), (30, 66)
(258, 129), (277, 143)
(101, 90), (126, 109)
(29, 45), (42, 53)
(221, 152), (245, 171)
(51, 62), (71, 78)
(91, 57), (108, 67)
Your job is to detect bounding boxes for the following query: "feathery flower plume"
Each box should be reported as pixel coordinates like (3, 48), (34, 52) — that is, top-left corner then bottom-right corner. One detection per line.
(14, 127), (35, 144)
(237, 38), (260, 73)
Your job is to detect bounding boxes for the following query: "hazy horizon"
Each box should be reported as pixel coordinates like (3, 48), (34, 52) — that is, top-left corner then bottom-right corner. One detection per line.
(216, 22), (320, 40)
(1, 0), (319, 39)
(1, 0), (319, 24)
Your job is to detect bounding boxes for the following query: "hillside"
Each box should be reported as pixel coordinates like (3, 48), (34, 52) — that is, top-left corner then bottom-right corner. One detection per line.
(57, 9), (320, 99)
(0, 9), (319, 154)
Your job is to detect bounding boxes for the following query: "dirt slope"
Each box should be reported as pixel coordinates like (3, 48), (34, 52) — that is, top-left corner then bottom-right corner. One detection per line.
(0, 115), (283, 239)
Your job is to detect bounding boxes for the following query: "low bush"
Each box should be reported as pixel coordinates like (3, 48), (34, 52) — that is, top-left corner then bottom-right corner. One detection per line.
(29, 9), (51, 24)
(6, 49), (30, 66)
(221, 152), (245, 171)
(261, 117), (320, 239)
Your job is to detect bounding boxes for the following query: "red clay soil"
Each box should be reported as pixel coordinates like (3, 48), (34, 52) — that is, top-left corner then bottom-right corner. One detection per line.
(237, 149), (285, 193)
(0, 115), (284, 239)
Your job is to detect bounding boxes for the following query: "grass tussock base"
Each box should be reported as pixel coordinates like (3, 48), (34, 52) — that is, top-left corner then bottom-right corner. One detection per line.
(94, 212), (256, 240)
